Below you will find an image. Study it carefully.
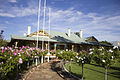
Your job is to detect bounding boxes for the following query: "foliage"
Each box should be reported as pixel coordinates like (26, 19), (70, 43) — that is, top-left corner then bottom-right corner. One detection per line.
(75, 51), (90, 65)
(0, 39), (8, 47)
(89, 46), (120, 80)
(0, 30), (8, 47)
(0, 46), (53, 79)
(90, 47), (120, 68)
(56, 50), (77, 61)
(0, 30), (4, 39)
(99, 41), (112, 46)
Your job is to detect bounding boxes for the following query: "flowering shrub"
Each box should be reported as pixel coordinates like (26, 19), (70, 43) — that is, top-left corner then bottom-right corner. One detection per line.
(75, 51), (90, 65)
(89, 46), (120, 80)
(56, 50), (77, 61)
(90, 47), (120, 67)
(0, 46), (53, 79)
(55, 49), (77, 72)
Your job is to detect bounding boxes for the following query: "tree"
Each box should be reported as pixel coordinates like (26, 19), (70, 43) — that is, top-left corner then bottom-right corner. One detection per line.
(0, 30), (4, 39)
(91, 47), (119, 80)
(56, 50), (77, 72)
(75, 51), (90, 80)
(65, 51), (77, 73)
(99, 41), (112, 46)
(0, 30), (7, 47)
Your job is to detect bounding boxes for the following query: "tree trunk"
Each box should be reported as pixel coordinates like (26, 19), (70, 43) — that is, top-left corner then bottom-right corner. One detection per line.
(69, 61), (71, 73)
(82, 63), (83, 80)
(105, 67), (107, 80)
(60, 59), (63, 68)
(27, 61), (29, 68)
(33, 58), (34, 64)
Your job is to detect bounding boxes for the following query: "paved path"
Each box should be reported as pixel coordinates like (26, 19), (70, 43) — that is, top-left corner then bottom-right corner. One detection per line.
(24, 61), (64, 80)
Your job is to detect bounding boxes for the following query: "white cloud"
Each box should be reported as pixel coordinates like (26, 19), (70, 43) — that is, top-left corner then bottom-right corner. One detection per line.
(0, 13), (15, 17)
(0, 0), (38, 17)
(8, 0), (17, 3)
(46, 8), (120, 41)
(0, 0), (120, 41)
(11, 6), (38, 17)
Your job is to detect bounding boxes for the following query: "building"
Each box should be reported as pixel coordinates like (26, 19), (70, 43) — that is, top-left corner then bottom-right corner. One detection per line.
(10, 26), (111, 52)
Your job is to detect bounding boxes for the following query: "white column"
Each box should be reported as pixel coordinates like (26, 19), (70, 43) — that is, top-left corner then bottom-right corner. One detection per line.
(47, 52), (50, 62)
(41, 55), (43, 63)
(36, 58), (38, 66)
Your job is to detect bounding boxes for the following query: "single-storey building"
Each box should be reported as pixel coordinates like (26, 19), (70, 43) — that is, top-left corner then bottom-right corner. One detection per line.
(9, 27), (112, 52)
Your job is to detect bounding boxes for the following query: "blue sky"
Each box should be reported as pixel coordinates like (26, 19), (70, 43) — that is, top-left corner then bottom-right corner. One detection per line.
(0, 0), (120, 41)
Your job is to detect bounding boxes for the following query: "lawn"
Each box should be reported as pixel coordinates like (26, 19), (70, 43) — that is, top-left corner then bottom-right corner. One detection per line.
(65, 61), (120, 80)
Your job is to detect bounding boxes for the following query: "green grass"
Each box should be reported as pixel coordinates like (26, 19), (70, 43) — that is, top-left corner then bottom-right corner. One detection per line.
(65, 62), (120, 80)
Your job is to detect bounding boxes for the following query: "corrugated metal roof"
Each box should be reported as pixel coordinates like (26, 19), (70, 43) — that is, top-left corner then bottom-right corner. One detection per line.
(11, 34), (112, 46)
(11, 30), (86, 44)
(44, 30), (86, 43)
(12, 30), (112, 47)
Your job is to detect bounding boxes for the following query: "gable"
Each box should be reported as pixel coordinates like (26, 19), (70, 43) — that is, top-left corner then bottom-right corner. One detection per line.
(29, 30), (53, 38)
(85, 36), (98, 42)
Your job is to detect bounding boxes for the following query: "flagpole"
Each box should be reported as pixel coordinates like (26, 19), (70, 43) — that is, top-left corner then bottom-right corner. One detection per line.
(41, 0), (46, 63)
(48, 8), (51, 62)
(36, 0), (41, 48)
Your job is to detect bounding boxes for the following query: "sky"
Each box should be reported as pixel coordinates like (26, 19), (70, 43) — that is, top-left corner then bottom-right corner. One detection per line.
(0, 0), (120, 41)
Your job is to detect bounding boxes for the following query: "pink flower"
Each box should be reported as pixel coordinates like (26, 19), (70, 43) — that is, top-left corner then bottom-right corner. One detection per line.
(18, 53), (21, 56)
(50, 50), (54, 53)
(19, 58), (23, 64)
(8, 47), (12, 50)
(26, 54), (29, 56)
(13, 52), (17, 55)
(22, 46), (25, 48)
(20, 49), (22, 52)
(41, 49), (45, 52)
(2, 49), (4, 53)
(5, 47), (7, 50)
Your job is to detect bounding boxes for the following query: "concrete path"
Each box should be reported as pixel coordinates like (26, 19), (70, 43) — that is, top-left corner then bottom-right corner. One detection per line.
(24, 61), (64, 80)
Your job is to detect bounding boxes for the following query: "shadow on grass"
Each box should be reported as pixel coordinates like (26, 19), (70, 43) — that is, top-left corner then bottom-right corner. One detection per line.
(110, 66), (120, 71)
(91, 63), (120, 71)
(70, 72), (83, 79)
(109, 72), (120, 78)
(50, 61), (79, 80)
(84, 64), (120, 79)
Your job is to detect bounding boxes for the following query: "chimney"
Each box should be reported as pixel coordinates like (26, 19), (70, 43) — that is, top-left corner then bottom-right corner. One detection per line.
(68, 28), (71, 37)
(24, 32), (27, 36)
(80, 30), (83, 38)
(27, 26), (31, 35)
